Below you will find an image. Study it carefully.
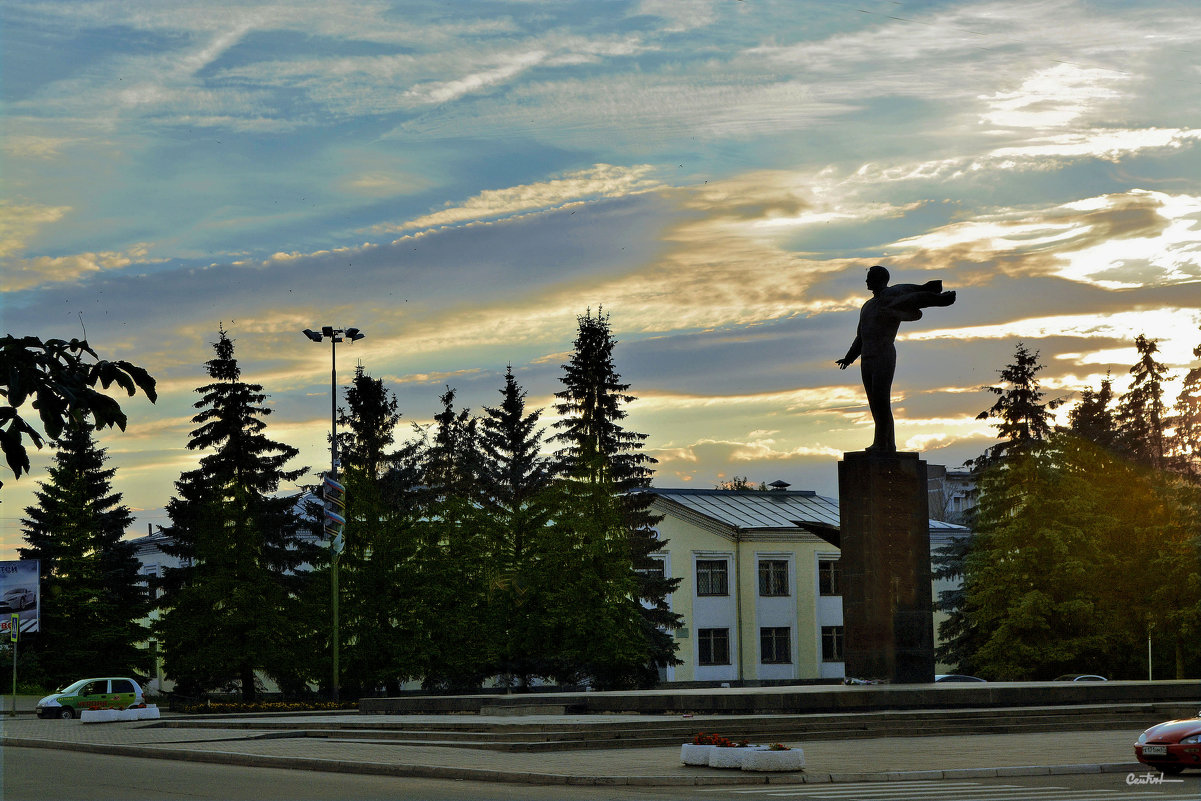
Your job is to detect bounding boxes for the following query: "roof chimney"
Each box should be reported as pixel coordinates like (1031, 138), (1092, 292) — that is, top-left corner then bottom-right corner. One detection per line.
(768, 480), (791, 492)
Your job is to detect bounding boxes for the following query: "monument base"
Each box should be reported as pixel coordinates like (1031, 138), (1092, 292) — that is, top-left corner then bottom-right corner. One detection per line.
(838, 451), (935, 684)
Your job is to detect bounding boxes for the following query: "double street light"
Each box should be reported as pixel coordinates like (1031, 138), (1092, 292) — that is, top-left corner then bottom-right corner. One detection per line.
(302, 326), (365, 702)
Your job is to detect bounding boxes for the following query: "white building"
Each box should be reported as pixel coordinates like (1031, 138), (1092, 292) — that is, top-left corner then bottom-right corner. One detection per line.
(640, 484), (969, 683)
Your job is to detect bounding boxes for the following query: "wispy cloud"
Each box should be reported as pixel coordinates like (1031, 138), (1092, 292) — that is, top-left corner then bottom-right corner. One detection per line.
(374, 164), (662, 233)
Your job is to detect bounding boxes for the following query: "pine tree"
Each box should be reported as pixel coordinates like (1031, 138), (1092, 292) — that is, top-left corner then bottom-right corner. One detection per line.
(552, 309), (681, 687)
(1117, 334), (1170, 471)
(156, 328), (318, 700)
(974, 342), (1062, 465)
(1065, 373), (1118, 452)
(333, 367), (424, 696)
(417, 387), (489, 689)
(939, 343), (1061, 673)
(1170, 329), (1201, 478)
(336, 365), (400, 479)
(962, 437), (1117, 679)
(478, 367), (555, 684)
(20, 419), (149, 687)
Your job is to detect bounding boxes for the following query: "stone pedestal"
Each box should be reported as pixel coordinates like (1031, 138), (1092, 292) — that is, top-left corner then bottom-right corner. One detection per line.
(838, 451), (935, 684)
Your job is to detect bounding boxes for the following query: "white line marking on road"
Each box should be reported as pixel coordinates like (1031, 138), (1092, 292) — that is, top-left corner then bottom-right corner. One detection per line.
(710, 781), (995, 794)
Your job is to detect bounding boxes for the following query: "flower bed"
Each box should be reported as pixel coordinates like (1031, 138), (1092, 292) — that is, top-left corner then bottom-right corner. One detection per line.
(181, 701), (358, 714)
(682, 733), (804, 771)
(742, 744), (805, 772)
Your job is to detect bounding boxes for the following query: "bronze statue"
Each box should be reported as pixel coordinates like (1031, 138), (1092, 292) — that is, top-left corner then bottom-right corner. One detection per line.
(836, 265), (956, 453)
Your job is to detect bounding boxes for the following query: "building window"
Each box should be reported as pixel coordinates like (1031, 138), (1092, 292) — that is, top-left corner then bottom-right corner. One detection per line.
(821, 625), (844, 662)
(758, 559), (788, 596)
(637, 556), (666, 581)
(698, 628), (730, 665)
(760, 627), (791, 664)
(696, 559), (729, 596)
(819, 559), (842, 596)
(636, 557), (667, 602)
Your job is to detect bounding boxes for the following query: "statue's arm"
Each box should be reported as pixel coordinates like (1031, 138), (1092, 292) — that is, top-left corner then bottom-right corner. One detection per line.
(836, 334), (861, 369)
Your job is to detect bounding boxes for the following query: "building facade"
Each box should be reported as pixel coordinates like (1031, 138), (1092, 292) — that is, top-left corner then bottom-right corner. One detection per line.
(641, 484), (968, 683)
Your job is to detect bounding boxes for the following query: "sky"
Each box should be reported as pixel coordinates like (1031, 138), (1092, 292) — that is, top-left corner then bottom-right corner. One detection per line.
(3, 0), (1201, 558)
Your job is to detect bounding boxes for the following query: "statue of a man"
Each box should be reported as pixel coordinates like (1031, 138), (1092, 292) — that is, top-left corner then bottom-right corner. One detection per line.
(836, 265), (956, 453)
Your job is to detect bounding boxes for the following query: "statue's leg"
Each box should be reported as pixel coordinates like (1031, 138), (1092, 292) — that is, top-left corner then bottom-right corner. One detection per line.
(861, 354), (896, 452)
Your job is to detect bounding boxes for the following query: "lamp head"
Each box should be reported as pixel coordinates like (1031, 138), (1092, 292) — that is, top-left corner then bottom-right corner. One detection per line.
(345, 327), (365, 342)
(302, 329), (323, 342)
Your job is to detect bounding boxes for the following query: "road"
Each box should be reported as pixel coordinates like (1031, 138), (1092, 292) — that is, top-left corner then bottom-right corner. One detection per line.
(0, 746), (683, 801)
(3, 746), (1199, 801)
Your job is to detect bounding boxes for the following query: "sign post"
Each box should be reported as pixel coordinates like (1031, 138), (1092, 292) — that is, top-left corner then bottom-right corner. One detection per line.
(10, 612), (18, 717)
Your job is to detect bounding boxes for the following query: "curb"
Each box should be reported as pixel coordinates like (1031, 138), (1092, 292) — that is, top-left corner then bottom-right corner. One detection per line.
(0, 736), (1147, 787)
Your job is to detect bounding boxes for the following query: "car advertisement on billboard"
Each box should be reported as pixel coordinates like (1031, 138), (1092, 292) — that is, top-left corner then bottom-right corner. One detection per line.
(0, 560), (39, 636)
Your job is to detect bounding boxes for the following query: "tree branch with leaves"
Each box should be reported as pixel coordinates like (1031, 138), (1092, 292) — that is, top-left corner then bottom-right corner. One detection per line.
(0, 335), (156, 487)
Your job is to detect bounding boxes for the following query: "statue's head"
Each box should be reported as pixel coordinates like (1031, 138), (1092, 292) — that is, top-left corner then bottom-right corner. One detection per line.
(867, 264), (889, 290)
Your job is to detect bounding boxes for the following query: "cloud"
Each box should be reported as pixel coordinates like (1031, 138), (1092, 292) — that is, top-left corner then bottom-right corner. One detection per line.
(1, 239), (165, 293)
(886, 189), (1201, 289)
(374, 164), (662, 234)
(0, 201), (70, 259)
(980, 63), (1126, 129)
(403, 50), (549, 105)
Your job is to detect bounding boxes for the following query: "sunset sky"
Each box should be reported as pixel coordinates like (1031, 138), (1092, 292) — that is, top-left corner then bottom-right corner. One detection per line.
(3, 0), (1201, 557)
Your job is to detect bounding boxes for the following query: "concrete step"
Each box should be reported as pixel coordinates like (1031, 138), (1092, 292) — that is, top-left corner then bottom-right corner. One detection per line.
(153, 702), (1184, 752)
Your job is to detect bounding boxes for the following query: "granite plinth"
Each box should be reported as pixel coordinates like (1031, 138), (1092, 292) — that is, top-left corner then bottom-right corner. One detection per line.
(838, 451), (935, 684)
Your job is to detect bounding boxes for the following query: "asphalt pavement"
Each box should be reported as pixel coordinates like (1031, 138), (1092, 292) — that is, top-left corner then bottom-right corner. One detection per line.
(0, 711), (1153, 787)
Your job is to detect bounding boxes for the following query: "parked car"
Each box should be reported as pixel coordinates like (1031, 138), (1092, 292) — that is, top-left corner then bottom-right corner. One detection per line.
(935, 674), (986, 682)
(1135, 712), (1201, 774)
(36, 677), (144, 719)
(0, 587), (35, 612)
(1053, 674), (1107, 681)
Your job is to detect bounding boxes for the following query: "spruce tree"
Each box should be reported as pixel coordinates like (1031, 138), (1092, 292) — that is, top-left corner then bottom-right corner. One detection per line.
(552, 309), (680, 687)
(156, 328), (317, 700)
(939, 343), (1061, 673)
(20, 419), (149, 687)
(1116, 334), (1170, 471)
(417, 387), (489, 689)
(962, 436), (1117, 679)
(974, 342), (1062, 465)
(333, 367), (424, 696)
(478, 367), (554, 684)
(1065, 373), (1118, 452)
(1170, 330), (1201, 478)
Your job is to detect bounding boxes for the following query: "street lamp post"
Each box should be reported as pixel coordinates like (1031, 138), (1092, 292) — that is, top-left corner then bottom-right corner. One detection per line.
(302, 326), (364, 702)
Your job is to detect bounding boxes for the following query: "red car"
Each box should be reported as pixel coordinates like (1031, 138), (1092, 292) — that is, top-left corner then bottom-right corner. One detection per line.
(1135, 713), (1201, 774)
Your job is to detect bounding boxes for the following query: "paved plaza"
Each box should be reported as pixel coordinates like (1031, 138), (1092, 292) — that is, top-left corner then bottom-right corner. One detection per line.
(0, 712), (1149, 787)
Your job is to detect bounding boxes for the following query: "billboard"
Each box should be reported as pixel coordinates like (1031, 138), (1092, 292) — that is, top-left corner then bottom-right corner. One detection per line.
(0, 560), (39, 635)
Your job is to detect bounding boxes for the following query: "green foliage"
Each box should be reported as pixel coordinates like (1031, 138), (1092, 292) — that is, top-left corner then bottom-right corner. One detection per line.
(1117, 334), (1169, 471)
(974, 342), (1061, 466)
(963, 439), (1115, 679)
(714, 476), (768, 490)
(156, 328), (319, 700)
(19, 419), (150, 687)
(552, 309), (681, 684)
(332, 367), (427, 697)
(0, 335), (156, 488)
(1170, 328), (1201, 478)
(477, 367), (556, 685)
(951, 335), (1201, 680)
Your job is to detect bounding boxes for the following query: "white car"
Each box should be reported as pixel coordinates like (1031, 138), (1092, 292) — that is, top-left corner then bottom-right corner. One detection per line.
(0, 587), (35, 612)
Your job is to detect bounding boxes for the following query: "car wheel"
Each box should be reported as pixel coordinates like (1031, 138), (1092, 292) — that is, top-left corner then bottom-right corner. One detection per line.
(1159, 765), (1185, 775)
(57, 707), (74, 720)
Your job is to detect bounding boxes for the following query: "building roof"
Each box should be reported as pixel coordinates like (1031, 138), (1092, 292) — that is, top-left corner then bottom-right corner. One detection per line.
(644, 487), (841, 532)
(640, 486), (969, 539)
